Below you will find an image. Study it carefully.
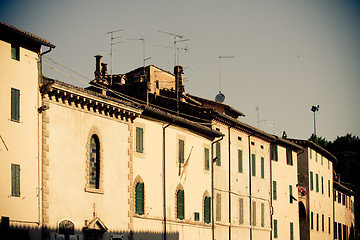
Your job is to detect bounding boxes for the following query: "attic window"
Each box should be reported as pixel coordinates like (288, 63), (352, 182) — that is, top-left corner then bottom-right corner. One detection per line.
(238, 136), (242, 141)
(11, 44), (19, 61)
(251, 142), (255, 146)
(261, 145), (264, 149)
(156, 80), (159, 89)
(216, 128), (220, 131)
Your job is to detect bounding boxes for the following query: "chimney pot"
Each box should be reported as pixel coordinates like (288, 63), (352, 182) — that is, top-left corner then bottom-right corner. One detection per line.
(94, 55), (103, 78)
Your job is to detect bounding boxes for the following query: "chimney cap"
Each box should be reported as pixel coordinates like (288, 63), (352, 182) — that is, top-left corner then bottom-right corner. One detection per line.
(95, 54), (103, 58)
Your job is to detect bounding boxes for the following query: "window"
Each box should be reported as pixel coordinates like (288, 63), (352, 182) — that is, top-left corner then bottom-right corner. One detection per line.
(321, 155), (323, 165)
(204, 197), (211, 223)
(261, 157), (264, 179)
(11, 164), (20, 197)
(310, 171), (314, 191)
(273, 181), (277, 200)
(216, 142), (221, 166)
(11, 43), (19, 60)
(317, 213), (319, 231)
(11, 88), (20, 121)
(328, 159), (330, 169)
(322, 214), (324, 232)
(177, 190), (185, 220)
(289, 185), (293, 203)
(261, 203), (265, 227)
(238, 149), (243, 173)
(311, 212), (314, 229)
(338, 223), (342, 240)
(316, 174), (319, 192)
(286, 148), (293, 166)
(252, 154), (256, 176)
(178, 139), (185, 164)
(338, 192), (341, 203)
(342, 194), (345, 206)
(290, 222), (294, 240)
(334, 222), (337, 238)
(315, 152), (318, 162)
(194, 212), (199, 221)
(270, 143), (278, 161)
(329, 217), (331, 234)
(135, 182), (144, 215)
(89, 135), (100, 189)
(328, 180), (331, 197)
(204, 148), (210, 170)
(321, 176), (324, 194)
(239, 198), (244, 224)
(252, 201), (256, 226)
(216, 193), (221, 221)
(310, 148), (312, 159)
(135, 127), (144, 153)
(274, 219), (278, 238)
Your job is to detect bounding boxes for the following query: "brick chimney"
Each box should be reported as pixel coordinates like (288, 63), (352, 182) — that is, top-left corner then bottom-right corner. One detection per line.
(94, 55), (102, 79)
(174, 65), (184, 94)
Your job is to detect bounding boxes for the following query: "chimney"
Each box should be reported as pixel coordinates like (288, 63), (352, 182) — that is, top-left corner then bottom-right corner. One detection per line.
(94, 55), (103, 78)
(174, 65), (184, 94)
(101, 63), (108, 77)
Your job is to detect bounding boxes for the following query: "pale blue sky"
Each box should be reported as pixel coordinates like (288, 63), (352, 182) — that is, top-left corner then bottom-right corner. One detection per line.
(1, 0), (359, 141)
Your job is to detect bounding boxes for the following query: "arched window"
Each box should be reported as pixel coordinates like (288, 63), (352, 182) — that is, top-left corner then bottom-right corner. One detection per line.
(135, 182), (144, 215)
(177, 190), (185, 220)
(58, 219), (74, 240)
(204, 196), (211, 223)
(89, 135), (100, 189)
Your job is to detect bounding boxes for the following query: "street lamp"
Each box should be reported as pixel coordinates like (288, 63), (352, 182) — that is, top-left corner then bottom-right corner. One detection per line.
(311, 105), (320, 136)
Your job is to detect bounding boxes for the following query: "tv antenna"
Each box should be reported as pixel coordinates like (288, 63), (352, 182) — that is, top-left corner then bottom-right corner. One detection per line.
(216, 56), (235, 103)
(105, 29), (124, 87)
(159, 30), (189, 66)
(256, 105), (266, 128)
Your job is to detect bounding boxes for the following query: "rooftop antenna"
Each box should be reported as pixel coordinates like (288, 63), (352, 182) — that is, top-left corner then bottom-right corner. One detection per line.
(216, 56), (234, 103)
(105, 29), (124, 88)
(159, 30), (189, 66)
(256, 106), (266, 128)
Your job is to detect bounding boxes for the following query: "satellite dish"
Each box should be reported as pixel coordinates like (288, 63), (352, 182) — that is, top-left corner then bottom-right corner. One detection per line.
(215, 91), (225, 103)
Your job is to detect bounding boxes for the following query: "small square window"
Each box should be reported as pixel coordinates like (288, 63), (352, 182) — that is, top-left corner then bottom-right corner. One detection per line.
(251, 141), (255, 146)
(238, 136), (242, 141)
(194, 212), (199, 221)
(11, 44), (19, 61)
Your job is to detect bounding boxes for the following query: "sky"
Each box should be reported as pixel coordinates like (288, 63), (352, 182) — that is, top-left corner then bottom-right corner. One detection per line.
(1, 0), (359, 141)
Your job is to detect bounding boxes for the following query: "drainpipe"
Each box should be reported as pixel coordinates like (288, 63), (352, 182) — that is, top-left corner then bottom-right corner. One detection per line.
(162, 121), (173, 240)
(248, 132), (255, 240)
(228, 126), (232, 240)
(269, 139), (275, 240)
(211, 136), (223, 240)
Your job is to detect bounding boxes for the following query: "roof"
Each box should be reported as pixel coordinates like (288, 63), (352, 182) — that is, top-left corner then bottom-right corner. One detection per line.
(0, 21), (55, 48)
(287, 138), (337, 163)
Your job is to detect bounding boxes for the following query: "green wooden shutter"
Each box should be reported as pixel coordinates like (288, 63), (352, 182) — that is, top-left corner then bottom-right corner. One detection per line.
(11, 164), (20, 197)
(311, 212), (313, 229)
(261, 157), (264, 179)
(238, 150), (243, 173)
(252, 154), (256, 176)
(286, 148), (293, 165)
(239, 198), (244, 224)
(316, 174), (319, 192)
(274, 219), (278, 238)
(322, 214), (324, 232)
(179, 139), (184, 163)
(275, 145), (278, 161)
(11, 44), (19, 60)
(329, 217), (331, 233)
(328, 180), (331, 197)
(136, 127), (143, 153)
(261, 203), (265, 227)
(316, 213), (319, 231)
(321, 176), (324, 194)
(289, 185), (293, 203)
(204, 197), (211, 223)
(204, 148), (210, 170)
(252, 201), (256, 226)
(270, 144), (274, 160)
(290, 222), (294, 240)
(136, 183), (144, 215)
(273, 181), (277, 200)
(216, 193), (221, 221)
(11, 88), (20, 121)
(216, 142), (221, 166)
(310, 172), (314, 191)
(177, 190), (184, 219)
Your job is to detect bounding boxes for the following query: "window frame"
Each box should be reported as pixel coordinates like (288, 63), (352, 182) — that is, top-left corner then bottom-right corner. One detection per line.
(11, 164), (20, 197)
(11, 43), (20, 61)
(177, 189), (185, 220)
(11, 88), (20, 122)
(204, 196), (211, 224)
(135, 127), (144, 153)
(135, 182), (145, 215)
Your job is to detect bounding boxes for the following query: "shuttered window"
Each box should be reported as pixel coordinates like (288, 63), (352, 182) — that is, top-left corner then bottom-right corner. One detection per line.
(322, 214), (324, 232)
(204, 197), (211, 223)
(11, 44), (19, 60)
(290, 222), (294, 240)
(252, 154), (256, 176)
(310, 172), (314, 191)
(204, 148), (210, 170)
(286, 148), (293, 166)
(216, 142), (221, 166)
(177, 190), (185, 220)
(135, 182), (144, 215)
(11, 164), (20, 197)
(179, 139), (184, 164)
(317, 213), (319, 231)
(329, 217), (331, 233)
(239, 198), (244, 224)
(274, 219), (278, 238)
(316, 174), (319, 192)
(238, 150), (243, 173)
(289, 185), (293, 203)
(216, 193), (221, 221)
(311, 212), (313, 229)
(321, 176), (324, 194)
(261, 157), (264, 179)
(194, 212), (199, 221)
(328, 180), (331, 197)
(135, 127), (143, 153)
(270, 144), (278, 161)
(261, 203), (265, 227)
(11, 88), (20, 121)
(273, 181), (277, 200)
(252, 201), (256, 226)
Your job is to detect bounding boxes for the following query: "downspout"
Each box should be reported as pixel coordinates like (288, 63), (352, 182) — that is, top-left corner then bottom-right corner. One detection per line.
(162, 121), (173, 240)
(228, 126), (232, 240)
(37, 46), (54, 227)
(212, 136), (223, 240)
(248, 132), (255, 240)
(269, 139), (276, 240)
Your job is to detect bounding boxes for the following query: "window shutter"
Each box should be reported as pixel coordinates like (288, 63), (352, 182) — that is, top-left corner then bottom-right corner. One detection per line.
(216, 194), (221, 221)
(238, 150), (243, 173)
(274, 219), (278, 238)
(261, 157), (264, 179)
(261, 203), (265, 227)
(11, 44), (19, 60)
(136, 183), (144, 215)
(216, 142), (221, 166)
(179, 139), (184, 164)
(252, 201), (256, 226)
(317, 213), (319, 231)
(321, 176), (324, 194)
(273, 181), (277, 200)
(204, 197), (211, 223)
(289, 185), (293, 203)
(286, 148), (293, 165)
(239, 198), (244, 224)
(204, 148), (210, 170)
(136, 127), (143, 153)
(290, 222), (294, 240)
(275, 145), (278, 161)
(252, 154), (256, 176)
(310, 172), (314, 191)
(11, 164), (20, 197)
(311, 212), (313, 229)
(270, 144), (274, 160)
(322, 214), (324, 232)
(11, 88), (20, 121)
(329, 217), (331, 233)
(328, 180), (330, 197)
(316, 174), (319, 192)
(177, 190), (185, 219)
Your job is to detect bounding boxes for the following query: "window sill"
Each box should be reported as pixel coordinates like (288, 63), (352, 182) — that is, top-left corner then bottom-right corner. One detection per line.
(85, 187), (104, 194)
